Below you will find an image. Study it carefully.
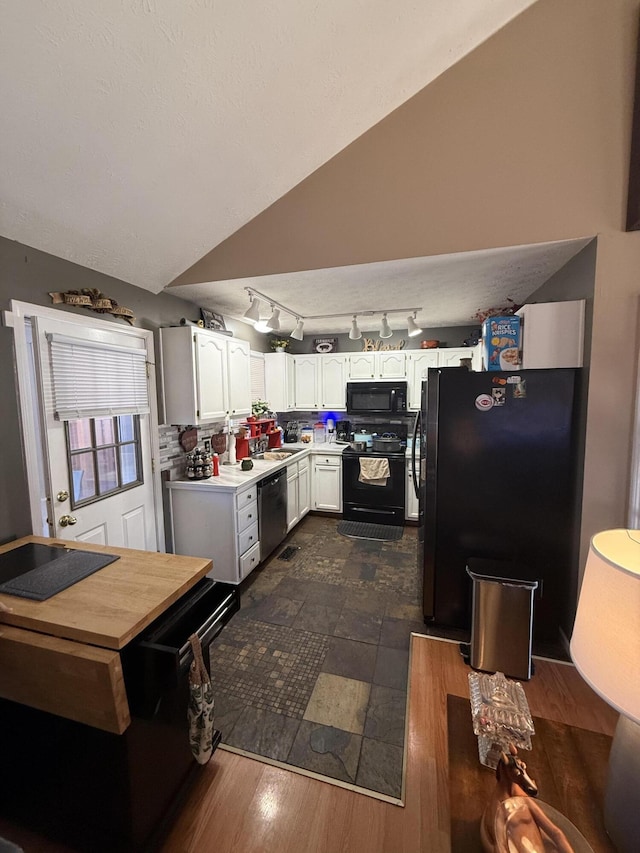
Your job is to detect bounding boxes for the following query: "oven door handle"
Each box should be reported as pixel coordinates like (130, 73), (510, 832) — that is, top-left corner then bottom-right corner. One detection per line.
(411, 410), (421, 499)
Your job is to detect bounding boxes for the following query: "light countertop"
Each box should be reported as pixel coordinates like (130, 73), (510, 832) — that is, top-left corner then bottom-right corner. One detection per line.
(166, 442), (347, 493)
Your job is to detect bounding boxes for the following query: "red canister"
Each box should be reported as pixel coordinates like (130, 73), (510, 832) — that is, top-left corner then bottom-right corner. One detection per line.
(212, 453), (220, 476)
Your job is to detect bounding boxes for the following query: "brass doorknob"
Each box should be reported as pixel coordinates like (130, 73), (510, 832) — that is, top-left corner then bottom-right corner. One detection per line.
(59, 515), (77, 527)
(56, 490), (69, 502)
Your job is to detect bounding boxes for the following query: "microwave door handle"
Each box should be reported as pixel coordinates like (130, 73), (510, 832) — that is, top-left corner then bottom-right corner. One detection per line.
(411, 411), (421, 499)
(390, 389), (396, 407)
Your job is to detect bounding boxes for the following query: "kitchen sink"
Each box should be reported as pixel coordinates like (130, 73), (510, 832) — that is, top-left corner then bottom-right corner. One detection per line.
(252, 448), (305, 460)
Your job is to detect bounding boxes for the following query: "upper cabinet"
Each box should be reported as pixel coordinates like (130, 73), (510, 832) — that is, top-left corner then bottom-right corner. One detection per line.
(348, 351), (406, 380)
(160, 327), (251, 425)
(407, 346), (482, 409)
(319, 355), (347, 409)
(264, 352), (295, 411)
(516, 300), (585, 369)
(294, 355), (320, 409)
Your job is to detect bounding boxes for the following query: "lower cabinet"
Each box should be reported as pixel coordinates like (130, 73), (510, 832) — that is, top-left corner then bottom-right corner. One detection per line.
(405, 459), (419, 521)
(286, 457), (311, 532)
(168, 481), (260, 584)
(312, 454), (342, 512)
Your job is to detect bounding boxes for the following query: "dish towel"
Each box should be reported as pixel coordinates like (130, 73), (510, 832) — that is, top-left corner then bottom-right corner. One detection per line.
(359, 457), (390, 486)
(188, 634), (215, 765)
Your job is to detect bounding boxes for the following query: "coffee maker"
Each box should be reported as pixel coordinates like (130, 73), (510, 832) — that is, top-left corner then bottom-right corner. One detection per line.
(336, 419), (351, 441)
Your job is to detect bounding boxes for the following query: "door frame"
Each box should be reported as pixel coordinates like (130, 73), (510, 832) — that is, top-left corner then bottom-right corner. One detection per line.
(4, 300), (165, 551)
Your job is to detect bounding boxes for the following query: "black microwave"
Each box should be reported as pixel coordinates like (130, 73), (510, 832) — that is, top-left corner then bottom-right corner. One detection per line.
(346, 381), (408, 415)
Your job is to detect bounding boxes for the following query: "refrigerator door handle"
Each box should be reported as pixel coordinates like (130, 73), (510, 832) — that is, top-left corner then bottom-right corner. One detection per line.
(411, 410), (421, 499)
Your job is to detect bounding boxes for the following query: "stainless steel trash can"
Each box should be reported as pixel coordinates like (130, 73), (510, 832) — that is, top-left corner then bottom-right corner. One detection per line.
(466, 560), (539, 680)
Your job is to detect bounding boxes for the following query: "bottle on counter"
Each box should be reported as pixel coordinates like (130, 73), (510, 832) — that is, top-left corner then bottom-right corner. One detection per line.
(212, 453), (220, 476)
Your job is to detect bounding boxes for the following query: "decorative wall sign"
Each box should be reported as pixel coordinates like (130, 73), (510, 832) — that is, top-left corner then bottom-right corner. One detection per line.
(361, 338), (406, 351)
(200, 309), (227, 331)
(314, 337), (338, 353)
(49, 289), (135, 324)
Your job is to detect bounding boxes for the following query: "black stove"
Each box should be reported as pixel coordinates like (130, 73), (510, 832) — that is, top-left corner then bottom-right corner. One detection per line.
(342, 420), (409, 457)
(342, 445), (406, 457)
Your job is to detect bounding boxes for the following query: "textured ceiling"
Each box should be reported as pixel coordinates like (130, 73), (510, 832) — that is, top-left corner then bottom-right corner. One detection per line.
(169, 238), (592, 336)
(0, 1), (535, 292)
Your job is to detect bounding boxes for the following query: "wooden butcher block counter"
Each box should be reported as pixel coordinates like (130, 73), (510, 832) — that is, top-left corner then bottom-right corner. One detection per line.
(0, 536), (211, 734)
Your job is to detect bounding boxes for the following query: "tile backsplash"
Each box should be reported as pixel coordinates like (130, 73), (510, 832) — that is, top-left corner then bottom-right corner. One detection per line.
(158, 421), (229, 479)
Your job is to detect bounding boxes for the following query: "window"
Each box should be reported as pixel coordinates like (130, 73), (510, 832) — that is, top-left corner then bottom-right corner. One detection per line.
(66, 415), (143, 507)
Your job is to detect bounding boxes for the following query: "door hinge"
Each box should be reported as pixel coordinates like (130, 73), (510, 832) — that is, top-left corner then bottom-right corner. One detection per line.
(196, 409), (200, 418)
(151, 457), (156, 473)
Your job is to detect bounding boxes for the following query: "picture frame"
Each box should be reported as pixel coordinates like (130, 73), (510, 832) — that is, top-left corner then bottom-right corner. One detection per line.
(313, 337), (338, 354)
(200, 309), (227, 331)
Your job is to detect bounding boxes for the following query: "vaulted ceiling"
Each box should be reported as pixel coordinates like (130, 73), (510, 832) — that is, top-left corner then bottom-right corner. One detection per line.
(0, 1), (537, 294)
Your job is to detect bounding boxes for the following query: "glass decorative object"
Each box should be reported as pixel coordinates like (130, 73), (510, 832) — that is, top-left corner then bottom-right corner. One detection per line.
(468, 671), (535, 769)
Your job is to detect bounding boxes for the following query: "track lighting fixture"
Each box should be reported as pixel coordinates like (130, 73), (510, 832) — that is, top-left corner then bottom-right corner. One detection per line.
(349, 315), (362, 340)
(379, 313), (392, 339)
(265, 306), (280, 332)
(407, 311), (423, 338)
(243, 292), (261, 324)
(290, 318), (304, 341)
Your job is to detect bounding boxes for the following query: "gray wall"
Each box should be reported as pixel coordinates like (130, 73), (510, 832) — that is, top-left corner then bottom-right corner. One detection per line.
(0, 236), (264, 544)
(283, 324), (480, 355)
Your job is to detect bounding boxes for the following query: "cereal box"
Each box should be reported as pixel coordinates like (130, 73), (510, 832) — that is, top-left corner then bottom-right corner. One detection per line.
(482, 316), (521, 371)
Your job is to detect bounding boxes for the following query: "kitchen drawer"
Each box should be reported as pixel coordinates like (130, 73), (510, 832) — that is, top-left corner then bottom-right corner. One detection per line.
(238, 521), (259, 555)
(239, 541), (261, 580)
(237, 499), (258, 532)
(236, 485), (258, 511)
(298, 458), (310, 473)
(314, 455), (341, 467)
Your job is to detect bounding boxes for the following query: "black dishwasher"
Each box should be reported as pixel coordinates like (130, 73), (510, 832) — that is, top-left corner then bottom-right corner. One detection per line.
(258, 468), (288, 562)
(0, 578), (238, 853)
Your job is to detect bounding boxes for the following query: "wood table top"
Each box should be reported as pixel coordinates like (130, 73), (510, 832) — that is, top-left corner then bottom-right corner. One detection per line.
(0, 536), (212, 649)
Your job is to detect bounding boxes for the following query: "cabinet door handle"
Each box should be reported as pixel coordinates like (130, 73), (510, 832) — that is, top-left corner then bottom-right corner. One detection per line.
(248, 513), (253, 519)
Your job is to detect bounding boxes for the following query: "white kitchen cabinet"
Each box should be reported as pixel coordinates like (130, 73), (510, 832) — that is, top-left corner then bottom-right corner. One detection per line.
(438, 347), (473, 369)
(264, 352), (296, 412)
(168, 482), (260, 584)
(319, 354), (348, 409)
(286, 456), (311, 532)
(407, 350), (440, 410)
(405, 459), (419, 521)
(516, 300), (585, 368)
(312, 453), (342, 512)
(347, 351), (406, 380)
(160, 326), (251, 425)
(294, 355), (320, 409)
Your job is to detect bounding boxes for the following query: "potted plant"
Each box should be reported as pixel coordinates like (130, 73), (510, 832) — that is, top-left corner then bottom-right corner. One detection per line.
(269, 338), (290, 352)
(251, 400), (271, 418)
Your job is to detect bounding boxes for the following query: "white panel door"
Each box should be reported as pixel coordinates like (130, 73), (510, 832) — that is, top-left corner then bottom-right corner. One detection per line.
(313, 464), (342, 511)
(32, 316), (158, 549)
(195, 332), (228, 420)
(320, 355), (347, 409)
(294, 356), (319, 409)
(407, 350), (440, 409)
(227, 338), (251, 416)
(348, 353), (376, 380)
(438, 347), (469, 368)
(377, 351), (406, 378)
(298, 462), (311, 518)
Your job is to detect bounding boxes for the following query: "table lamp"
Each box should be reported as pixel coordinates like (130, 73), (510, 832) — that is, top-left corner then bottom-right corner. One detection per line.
(570, 529), (640, 853)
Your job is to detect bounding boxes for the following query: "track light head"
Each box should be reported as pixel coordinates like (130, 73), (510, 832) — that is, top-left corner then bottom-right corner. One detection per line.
(265, 306), (280, 332)
(243, 292), (261, 324)
(349, 315), (362, 341)
(407, 311), (423, 338)
(290, 318), (304, 341)
(380, 313), (392, 339)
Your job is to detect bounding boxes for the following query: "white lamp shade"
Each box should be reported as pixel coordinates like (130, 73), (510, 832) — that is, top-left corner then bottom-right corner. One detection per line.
(380, 314), (392, 339)
(407, 314), (423, 337)
(349, 317), (362, 340)
(570, 529), (640, 724)
(243, 296), (261, 323)
(265, 308), (280, 331)
(290, 319), (304, 341)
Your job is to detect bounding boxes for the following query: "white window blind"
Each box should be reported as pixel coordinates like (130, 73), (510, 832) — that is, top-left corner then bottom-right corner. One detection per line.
(46, 332), (150, 420)
(250, 351), (265, 402)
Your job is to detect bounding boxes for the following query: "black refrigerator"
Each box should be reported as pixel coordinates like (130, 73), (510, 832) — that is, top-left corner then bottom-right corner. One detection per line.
(413, 367), (584, 656)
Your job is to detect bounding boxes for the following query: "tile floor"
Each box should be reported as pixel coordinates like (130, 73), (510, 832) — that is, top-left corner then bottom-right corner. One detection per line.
(208, 514), (423, 798)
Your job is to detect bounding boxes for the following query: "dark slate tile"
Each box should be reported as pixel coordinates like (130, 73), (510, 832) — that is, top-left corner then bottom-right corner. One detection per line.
(345, 588), (389, 615)
(363, 684), (407, 747)
(351, 539), (383, 555)
(356, 737), (403, 798)
(303, 580), (345, 608)
(213, 692), (248, 740)
(287, 720), (362, 784)
(245, 595), (303, 627)
(225, 706), (300, 761)
(379, 617), (426, 650)
(321, 637), (378, 682)
(273, 577), (311, 602)
(333, 609), (382, 645)
(373, 646), (409, 691)
(292, 601), (341, 635)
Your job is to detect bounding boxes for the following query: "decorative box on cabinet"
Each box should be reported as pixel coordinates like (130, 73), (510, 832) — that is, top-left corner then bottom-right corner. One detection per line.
(160, 326), (251, 425)
(516, 300), (585, 369)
